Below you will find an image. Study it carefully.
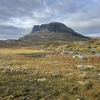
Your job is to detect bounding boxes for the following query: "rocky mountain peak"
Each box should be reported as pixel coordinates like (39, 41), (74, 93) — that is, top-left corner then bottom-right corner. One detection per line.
(19, 22), (90, 43)
(48, 22), (77, 34)
(31, 24), (48, 33)
(31, 22), (75, 34)
(0, 22), (91, 47)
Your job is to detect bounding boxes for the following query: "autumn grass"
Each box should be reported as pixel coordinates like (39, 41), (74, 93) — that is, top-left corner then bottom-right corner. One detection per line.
(0, 47), (100, 100)
(41, 39), (100, 55)
(0, 47), (45, 54)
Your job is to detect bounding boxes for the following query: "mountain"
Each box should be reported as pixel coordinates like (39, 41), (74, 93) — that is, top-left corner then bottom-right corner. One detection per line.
(19, 22), (90, 43)
(0, 22), (90, 47)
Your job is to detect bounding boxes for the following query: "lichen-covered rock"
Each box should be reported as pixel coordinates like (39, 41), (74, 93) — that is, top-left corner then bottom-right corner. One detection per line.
(37, 77), (47, 82)
(77, 65), (94, 70)
(73, 55), (86, 59)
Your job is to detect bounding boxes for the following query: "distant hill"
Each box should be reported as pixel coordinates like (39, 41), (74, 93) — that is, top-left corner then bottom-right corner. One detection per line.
(19, 22), (90, 43)
(0, 22), (90, 47)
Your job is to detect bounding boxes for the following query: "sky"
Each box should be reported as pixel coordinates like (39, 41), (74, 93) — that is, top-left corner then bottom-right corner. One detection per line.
(0, 0), (100, 40)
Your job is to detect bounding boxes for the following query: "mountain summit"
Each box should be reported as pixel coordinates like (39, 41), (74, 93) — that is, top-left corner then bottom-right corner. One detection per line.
(31, 22), (75, 34)
(19, 22), (90, 42)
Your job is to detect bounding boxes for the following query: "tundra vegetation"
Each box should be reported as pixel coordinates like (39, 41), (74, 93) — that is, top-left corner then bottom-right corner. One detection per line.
(0, 39), (100, 100)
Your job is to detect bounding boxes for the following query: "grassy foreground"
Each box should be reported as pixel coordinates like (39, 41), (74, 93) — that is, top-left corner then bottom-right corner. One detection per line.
(0, 48), (100, 100)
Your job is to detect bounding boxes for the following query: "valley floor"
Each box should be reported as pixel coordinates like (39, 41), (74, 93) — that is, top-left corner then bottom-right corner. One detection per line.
(0, 48), (100, 100)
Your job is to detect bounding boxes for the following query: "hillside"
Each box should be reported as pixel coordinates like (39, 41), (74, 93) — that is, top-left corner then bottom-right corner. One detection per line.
(0, 22), (91, 48)
(19, 22), (90, 43)
(39, 38), (100, 57)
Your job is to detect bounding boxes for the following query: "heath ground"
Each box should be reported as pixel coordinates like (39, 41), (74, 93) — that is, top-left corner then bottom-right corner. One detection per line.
(0, 45), (100, 100)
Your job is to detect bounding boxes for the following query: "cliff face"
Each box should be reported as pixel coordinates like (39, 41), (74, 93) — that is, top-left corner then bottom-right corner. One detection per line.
(31, 25), (40, 33)
(31, 22), (76, 34)
(19, 22), (90, 43)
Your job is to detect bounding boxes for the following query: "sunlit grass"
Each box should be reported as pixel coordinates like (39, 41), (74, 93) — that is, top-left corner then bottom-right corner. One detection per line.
(0, 47), (45, 54)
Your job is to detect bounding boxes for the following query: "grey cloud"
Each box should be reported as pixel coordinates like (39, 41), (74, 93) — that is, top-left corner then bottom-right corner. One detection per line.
(0, 25), (31, 40)
(43, 0), (78, 17)
(0, 0), (43, 19)
(0, 0), (100, 40)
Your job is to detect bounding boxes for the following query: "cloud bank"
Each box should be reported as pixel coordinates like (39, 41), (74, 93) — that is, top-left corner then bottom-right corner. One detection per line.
(0, 0), (100, 39)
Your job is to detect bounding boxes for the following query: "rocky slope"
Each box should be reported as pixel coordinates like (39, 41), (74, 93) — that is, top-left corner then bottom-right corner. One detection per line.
(19, 22), (90, 43)
(0, 22), (90, 47)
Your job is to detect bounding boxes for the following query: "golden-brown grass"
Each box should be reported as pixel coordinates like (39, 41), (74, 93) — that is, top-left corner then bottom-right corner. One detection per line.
(0, 48), (100, 100)
(0, 47), (45, 54)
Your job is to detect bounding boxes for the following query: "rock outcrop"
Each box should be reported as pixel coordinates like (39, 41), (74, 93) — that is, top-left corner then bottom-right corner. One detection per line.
(19, 22), (90, 43)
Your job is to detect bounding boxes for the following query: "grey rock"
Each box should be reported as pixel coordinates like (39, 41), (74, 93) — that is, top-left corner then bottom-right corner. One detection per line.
(19, 22), (90, 43)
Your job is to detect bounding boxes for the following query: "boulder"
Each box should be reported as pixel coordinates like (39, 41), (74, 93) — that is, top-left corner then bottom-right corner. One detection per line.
(77, 65), (93, 70)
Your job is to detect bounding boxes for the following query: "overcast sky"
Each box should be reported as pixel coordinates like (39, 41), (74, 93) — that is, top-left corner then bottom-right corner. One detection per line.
(0, 0), (100, 40)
